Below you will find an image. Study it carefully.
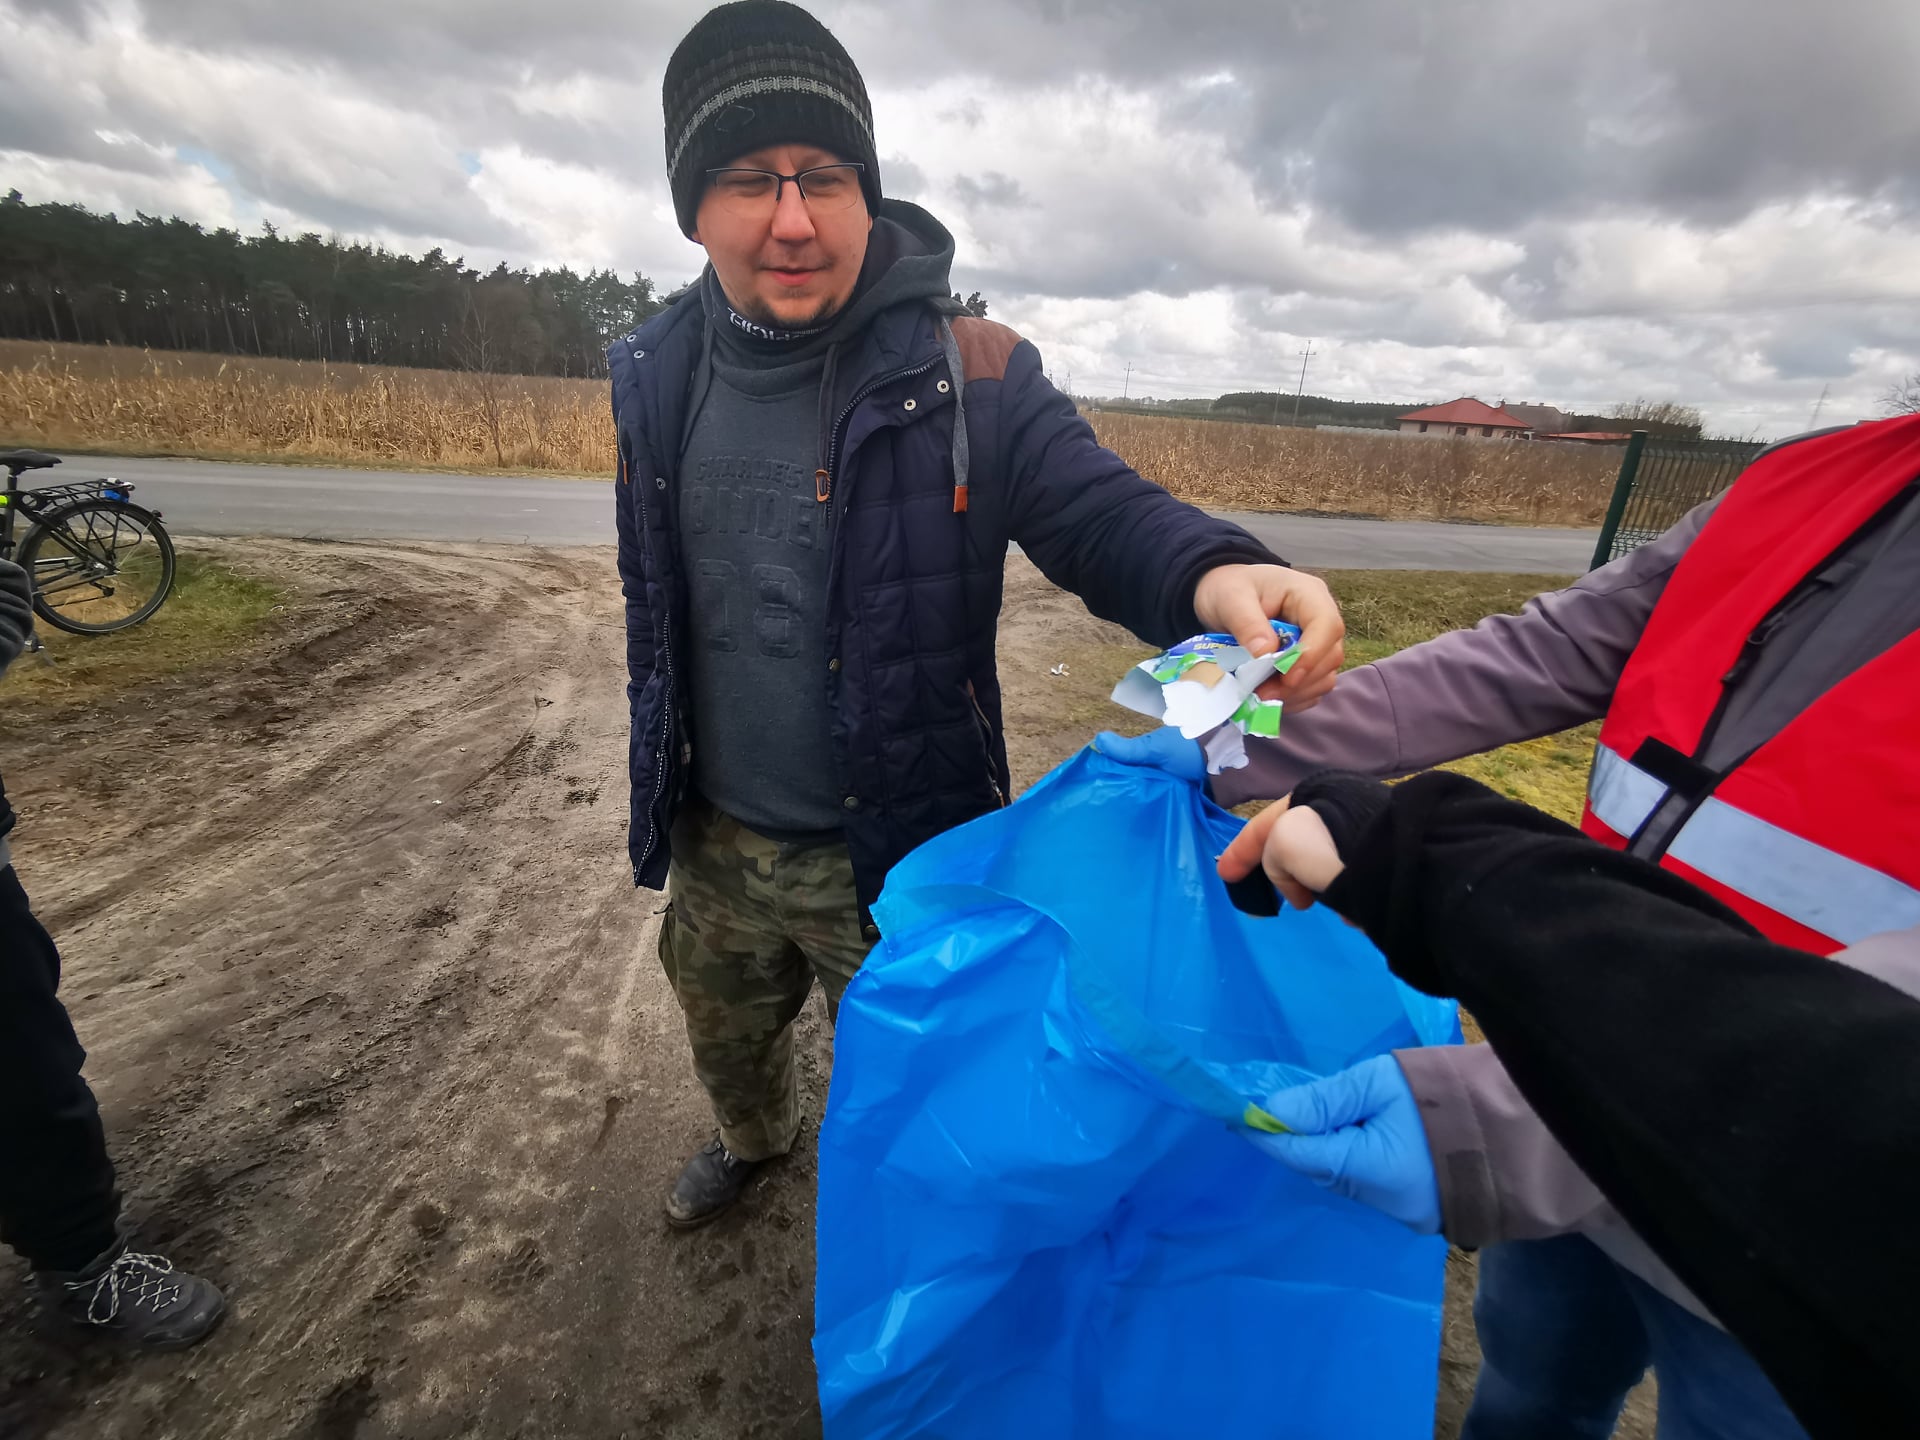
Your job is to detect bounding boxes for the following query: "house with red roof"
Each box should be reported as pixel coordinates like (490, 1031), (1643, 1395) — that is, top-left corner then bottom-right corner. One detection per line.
(1397, 398), (1533, 439)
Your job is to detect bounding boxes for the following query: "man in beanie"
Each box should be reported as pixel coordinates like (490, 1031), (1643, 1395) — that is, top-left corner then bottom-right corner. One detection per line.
(613, 0), (1347, 1226)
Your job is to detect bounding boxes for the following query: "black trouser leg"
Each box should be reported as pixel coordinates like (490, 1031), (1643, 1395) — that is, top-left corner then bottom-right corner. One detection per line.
(0, 864), (120, 1272)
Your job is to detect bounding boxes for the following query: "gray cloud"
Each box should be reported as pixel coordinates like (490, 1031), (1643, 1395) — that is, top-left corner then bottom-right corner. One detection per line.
(83, 0), (1920, 242)
(852, 0), (1920, 237)
(1766, 330), (1857, 383)
(124, 0), (670, 78)
(953, 171), (1029, 210)
(880, 154), (931, 201)
(5, 0), (90, 27)
(2, 0), (1917, 435)
(0, 97), (169, 178)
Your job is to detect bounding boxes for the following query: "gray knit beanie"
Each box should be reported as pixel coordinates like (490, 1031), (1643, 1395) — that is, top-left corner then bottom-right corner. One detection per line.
(663, 1), (882, 238)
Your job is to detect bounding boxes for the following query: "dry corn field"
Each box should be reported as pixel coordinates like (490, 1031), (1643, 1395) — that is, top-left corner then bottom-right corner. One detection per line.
(0, 340), (610, 475)
(0, 341), (1616, 524)
(1087, 412), (1616, 525)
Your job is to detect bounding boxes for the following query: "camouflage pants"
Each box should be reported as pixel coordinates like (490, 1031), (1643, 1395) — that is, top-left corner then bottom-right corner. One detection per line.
(659, 796), (875, 1162)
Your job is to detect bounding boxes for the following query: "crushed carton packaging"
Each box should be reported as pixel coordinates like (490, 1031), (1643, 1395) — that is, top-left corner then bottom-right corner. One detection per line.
(1110, 620), (1304, 774)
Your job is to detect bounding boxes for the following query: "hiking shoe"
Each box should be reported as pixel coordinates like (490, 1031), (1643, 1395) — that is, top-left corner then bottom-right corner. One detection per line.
(666, 1137), (760, 1229)
(36, 1246), (227, 1350)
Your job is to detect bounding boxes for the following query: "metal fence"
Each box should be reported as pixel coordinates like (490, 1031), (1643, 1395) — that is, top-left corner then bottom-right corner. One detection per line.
(1590, 431), (1767, 569)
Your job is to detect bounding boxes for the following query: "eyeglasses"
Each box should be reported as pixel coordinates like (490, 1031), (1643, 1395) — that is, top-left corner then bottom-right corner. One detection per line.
(704, 162), (867, 217)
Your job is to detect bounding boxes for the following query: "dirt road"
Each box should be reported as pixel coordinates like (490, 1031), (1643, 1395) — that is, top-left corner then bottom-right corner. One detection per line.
(0, 542), (1647, 1439)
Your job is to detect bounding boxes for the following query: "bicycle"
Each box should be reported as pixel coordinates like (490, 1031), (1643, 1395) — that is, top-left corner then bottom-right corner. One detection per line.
(0, 449), (175, 634)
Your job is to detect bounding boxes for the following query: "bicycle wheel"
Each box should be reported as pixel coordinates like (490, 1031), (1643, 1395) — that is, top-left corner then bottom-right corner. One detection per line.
(21, 500), (176, 634)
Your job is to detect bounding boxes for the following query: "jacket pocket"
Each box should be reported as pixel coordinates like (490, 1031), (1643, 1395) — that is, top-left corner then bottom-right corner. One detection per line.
(965, 680), (1008, 809)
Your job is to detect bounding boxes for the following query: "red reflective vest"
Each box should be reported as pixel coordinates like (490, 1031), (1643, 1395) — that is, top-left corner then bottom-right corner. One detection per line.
(1582, 414), (1920, 953)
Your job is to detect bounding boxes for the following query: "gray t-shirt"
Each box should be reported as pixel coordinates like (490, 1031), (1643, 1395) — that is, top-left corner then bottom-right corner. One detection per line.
(677, 346), (841, 837)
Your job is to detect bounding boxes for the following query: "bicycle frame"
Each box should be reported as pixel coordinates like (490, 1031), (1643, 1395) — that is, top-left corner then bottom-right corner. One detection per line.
(2, 464), (152, 623)
(0, 471), (139, 561)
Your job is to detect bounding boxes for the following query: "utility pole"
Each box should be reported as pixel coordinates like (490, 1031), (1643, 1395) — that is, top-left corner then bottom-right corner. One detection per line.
(1123, 362), (1132, 400)
(1291, 340), (1316, 424)
(1807, 383), (1830, 430)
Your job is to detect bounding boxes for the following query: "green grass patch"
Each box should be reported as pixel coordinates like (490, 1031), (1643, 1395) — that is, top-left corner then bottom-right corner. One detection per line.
(2, 551), (284, 709)
(1315, 568), (1594, 824)
(1323, 569), (1580, 667)
(1438, 726), (1601, 825)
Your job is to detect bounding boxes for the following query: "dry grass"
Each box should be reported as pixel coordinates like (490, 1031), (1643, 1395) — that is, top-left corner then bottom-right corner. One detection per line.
(1, 548), (284, 713)
(2, 341), (1617, 523)
(1088, 411), (1618, 526)
(0, 340), (613, 475)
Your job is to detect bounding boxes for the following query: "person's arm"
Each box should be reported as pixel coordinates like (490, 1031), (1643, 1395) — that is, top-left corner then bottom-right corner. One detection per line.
(995, 342), (1282, 647)
(1398, 920), (1920, 1252)
(0, 558), (32, 682)
(1391, 1043), (1613, 1246)
(983, 336), (1341, 706)
(1230, 770), (1920, 1438)
(1209, 500), (1717, 805)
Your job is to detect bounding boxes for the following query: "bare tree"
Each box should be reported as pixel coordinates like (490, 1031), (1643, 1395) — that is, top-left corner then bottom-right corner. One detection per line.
(454, 292), (508, 467)
(1882, 373), (1920, 417)
(453, 271), (542, 467)
(1606, 397), (1704, 439)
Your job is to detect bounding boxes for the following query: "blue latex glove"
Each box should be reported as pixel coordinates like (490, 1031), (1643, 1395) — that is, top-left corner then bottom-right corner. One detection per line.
(1092, 727), (1206, 785)
(1248, 1055), (1443, 1235)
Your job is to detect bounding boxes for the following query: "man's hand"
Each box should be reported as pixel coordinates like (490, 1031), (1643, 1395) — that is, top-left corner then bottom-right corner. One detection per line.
(1216, 798), (1346, 910)
(1247, 1055), (1443, 1235)
(1191, 564), (1344, 711)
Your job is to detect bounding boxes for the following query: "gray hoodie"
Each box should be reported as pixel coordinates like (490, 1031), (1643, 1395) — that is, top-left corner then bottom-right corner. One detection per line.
(1223, 481), (1920, 1321)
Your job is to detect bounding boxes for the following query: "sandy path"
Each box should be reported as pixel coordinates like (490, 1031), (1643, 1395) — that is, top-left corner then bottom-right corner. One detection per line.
(3, 541), (798, 1438)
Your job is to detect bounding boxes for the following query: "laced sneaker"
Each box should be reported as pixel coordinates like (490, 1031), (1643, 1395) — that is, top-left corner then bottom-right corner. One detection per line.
(666, 1136), (761, 1229)
(36, 1246), (227, 1350)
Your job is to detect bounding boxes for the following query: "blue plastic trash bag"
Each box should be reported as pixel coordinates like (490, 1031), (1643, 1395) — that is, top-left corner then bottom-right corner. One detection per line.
(815, 749), (1459, 1439)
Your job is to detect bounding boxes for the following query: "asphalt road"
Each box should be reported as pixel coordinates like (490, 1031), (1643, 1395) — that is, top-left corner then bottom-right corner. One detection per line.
(49, 455), (1596, 573)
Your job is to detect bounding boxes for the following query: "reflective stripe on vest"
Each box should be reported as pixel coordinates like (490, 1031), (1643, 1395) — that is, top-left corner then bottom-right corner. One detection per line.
(1587, 743), (1666, 840)
(1587, 745), (1920, 946)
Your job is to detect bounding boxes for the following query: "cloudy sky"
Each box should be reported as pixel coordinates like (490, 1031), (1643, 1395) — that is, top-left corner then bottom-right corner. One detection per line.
(4, 0), (1918, 436)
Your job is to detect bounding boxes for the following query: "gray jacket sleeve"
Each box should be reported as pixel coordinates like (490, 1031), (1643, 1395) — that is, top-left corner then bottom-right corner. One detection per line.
(0, 558), (32, 681)
(1399, 923), (1920, 1307)
(1211, 500), (1719, 807)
